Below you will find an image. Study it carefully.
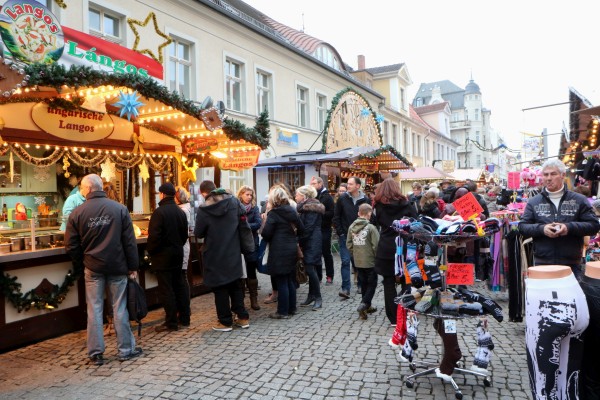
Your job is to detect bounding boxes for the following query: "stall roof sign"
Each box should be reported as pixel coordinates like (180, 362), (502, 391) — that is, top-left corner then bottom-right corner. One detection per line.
(0, 0), (163, 79)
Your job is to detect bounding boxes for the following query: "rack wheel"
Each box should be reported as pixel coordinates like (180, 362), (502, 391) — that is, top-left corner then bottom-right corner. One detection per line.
(405, 380), (414, 389)
(455, 391), (463, 399)
(409, 363), (416, 372)
(483, 377), (491, 387)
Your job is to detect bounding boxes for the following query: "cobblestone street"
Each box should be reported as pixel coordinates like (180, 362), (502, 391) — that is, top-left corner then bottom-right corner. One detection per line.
(0, 258), (531, 399)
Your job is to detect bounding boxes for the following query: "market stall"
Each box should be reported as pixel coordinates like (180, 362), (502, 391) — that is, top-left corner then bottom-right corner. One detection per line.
(0, 3), (269, 351)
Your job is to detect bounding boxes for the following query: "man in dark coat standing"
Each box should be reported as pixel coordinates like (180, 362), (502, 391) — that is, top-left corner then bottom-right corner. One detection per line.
(195, 180), (250, 331)
(147, 182), (189, 332)
(311, 176), (335, 285)
(65, 174), (141, 365)
(333, 176), (371, 299)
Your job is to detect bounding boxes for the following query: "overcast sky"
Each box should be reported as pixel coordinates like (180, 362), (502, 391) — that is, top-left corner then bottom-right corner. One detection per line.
(244, 0), (599, 159)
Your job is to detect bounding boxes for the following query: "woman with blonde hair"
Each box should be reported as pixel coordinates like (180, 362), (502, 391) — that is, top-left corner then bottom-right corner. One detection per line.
(419, 190), (441, 218)
(261, 186), (304, 319)
(295, 185), (325, 310)
(236, 185), (262, 310)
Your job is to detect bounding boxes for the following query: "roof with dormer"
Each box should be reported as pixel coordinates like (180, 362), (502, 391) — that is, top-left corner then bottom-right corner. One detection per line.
(413, 80), (466, 109)
(413, 102), (450, 115)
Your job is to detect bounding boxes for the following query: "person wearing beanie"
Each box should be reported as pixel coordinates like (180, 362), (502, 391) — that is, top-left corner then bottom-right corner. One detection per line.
(147, 182), (189, 332)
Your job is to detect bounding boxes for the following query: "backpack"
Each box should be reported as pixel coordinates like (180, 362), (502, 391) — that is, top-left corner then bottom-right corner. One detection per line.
(127, 277), (148, 336)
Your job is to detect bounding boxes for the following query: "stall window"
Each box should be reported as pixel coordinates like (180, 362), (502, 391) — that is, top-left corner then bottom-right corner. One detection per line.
(168, 38), (192, 99)
(89, 6), (123, 44)
(256, 70), (272, 116)
(228, 170), (246, 195)
(317, 94), (327, 132)
(268, 166), (305, 194)
(297, 86), (309, 128)
(225, 58), (244, 112)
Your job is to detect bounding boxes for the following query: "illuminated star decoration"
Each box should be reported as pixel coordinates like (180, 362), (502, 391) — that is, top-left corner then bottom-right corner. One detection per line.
(360, 107), (370, 117)
(127, 12), (172, 64)
(376, 114), (385, 124)
(115, 90), (144, 121)
(138, 160), (149, 183)
(100, 159), (116, 182)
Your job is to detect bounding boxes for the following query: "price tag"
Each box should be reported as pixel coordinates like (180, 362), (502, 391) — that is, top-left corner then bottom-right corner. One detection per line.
(439, 264), (448, 271)
(444, 319), (457, 334)
(452, 192), (484, 220)
(446, 263), (475, 285)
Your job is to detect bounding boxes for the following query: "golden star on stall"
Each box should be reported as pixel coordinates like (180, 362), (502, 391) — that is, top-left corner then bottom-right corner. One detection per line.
(127, 12), (172, 64)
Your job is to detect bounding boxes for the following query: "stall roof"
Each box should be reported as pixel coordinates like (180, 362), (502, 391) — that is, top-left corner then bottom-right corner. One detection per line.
(256, 146), (380, 167)
(398, 167), (455, 181)
(351, 145), (413, 171)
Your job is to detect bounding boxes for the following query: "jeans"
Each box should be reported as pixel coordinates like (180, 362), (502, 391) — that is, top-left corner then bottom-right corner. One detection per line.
(84, 268), (135, 358)
(337, 234), (351, 292)
(357, 268), (377, 306)
(320, 228), (334, 280)
(213, 279), (248, 326)
(274, 273), (297, 316)
(306, 264), (321, 299)
(155, 268), (187, 329)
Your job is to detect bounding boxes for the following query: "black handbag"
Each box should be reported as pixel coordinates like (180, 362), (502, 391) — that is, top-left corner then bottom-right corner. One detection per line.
(239, 215), (255, 255)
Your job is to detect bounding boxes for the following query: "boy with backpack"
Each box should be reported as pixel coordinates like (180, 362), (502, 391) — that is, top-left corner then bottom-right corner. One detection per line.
(346, 204), (380, 319)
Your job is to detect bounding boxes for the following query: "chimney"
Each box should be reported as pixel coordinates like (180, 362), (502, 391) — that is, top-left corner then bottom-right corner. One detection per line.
(357, 55), (365, 70)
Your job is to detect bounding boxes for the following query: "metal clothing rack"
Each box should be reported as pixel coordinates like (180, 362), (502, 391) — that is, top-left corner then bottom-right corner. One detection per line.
(399, 233), (493, 400)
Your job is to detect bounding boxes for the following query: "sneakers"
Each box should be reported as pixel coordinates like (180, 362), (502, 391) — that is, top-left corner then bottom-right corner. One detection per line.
(234, 319), (250, 329)
(118, 347), (143, 362)
(212, 322), (233, 332)
(325, 277), (333, 286)
(88, 354), (104, 366)
(338, 290), (350, 299)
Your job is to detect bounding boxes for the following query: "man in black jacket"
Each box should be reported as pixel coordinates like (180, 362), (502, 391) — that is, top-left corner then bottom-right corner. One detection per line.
(311, 176), (335, 285)
(65, 174), (141, 365)
(519, 160), (600, 278)
(332, 177), (371, 298)
(147, 182), (189, 332)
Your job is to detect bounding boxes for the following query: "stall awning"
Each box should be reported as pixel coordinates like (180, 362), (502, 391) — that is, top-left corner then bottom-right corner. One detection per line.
(350, 145), (413, 172)
(399, 167), (455, 181)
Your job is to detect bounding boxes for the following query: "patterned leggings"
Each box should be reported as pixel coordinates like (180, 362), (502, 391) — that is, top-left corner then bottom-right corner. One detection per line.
(525, 274), (589, 400)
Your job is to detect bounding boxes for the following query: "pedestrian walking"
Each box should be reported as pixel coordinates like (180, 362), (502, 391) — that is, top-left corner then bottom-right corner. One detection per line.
(310, 176), (335, 285)
(295, 185), (325, 311)
(195, 181), (250, 331)
(261, 186), (304, 319)
(65, 174), (141, 365)
(147, 182), (189, 332)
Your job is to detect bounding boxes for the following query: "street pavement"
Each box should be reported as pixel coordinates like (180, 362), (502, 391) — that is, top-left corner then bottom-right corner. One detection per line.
(0, 257), (531, 399)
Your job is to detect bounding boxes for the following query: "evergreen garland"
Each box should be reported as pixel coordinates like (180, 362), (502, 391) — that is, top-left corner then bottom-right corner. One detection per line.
(355, 144), (413, 169)
(1, 267), (82, 312)
(222, 109), (270, 149)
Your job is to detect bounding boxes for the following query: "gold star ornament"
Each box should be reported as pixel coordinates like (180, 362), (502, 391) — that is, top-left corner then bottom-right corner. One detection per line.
(127, 12), (172, 64)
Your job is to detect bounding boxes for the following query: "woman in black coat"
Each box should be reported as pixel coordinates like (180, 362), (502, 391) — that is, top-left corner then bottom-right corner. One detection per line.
(295, 185), (325, 310)
(419, 190), (442, 219)
(261, 187), (304, 319)
(237, 186), (262, 311)
(373, 178), (417, 326)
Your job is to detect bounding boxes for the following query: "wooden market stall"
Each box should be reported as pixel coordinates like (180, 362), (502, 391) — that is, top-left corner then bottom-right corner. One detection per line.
(0, 13), (269, 351)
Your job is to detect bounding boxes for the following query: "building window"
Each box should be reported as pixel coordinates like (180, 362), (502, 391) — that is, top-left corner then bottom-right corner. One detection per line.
(313, 45), (340, 71)
(392, 124), (398, 149)
(476, 155), (481, 167)
(415, 98), (423, 107)
(401, 88), (406, 110)
(168, 39), (192, 99)
(382, 121), (389, 145)
(317, 94), (327, 131)
(425, 140), (429, 164)
(475, 131), (480, 143)
(412, 132), (416, 155)
(297, 86), (309, 128)
(404, 128), (409, 155)
(268, 166), (305, 193)
(475, 109), (480, 121)
(228, 170), (246, 195)
(453, 113), (459, 122)
(417, 135), (422, 157)
(89, 6), (122, 43)
(225, 58), (244, 112)
(256, 70), (272, 116)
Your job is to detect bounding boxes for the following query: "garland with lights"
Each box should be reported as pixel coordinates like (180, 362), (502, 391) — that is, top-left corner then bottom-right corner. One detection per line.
(321, 87), (383, 152)
(67, 149), (108, 168)
(354, 144), (413, 169)
(8, 144), (66, 166)
(1, 266), (82, 312)
(22, 64), (270, 149)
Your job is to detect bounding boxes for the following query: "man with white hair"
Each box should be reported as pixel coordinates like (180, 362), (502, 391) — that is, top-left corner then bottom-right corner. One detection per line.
(519, 159), (599, 277)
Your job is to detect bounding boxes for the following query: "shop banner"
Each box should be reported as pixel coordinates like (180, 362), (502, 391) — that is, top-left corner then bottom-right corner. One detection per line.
(31, 102), (114, 141)
(183, 137), (219, 154)
(218, 150), (261, 171)
(0, 0), (163, 79)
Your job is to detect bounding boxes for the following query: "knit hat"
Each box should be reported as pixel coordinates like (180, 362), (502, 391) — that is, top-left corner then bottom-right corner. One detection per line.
(158, 182), (176, 196)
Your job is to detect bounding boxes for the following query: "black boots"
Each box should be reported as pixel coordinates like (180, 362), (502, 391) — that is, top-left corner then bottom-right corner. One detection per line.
(300, 295), (316, 306)
(247, 279), (260, 310)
